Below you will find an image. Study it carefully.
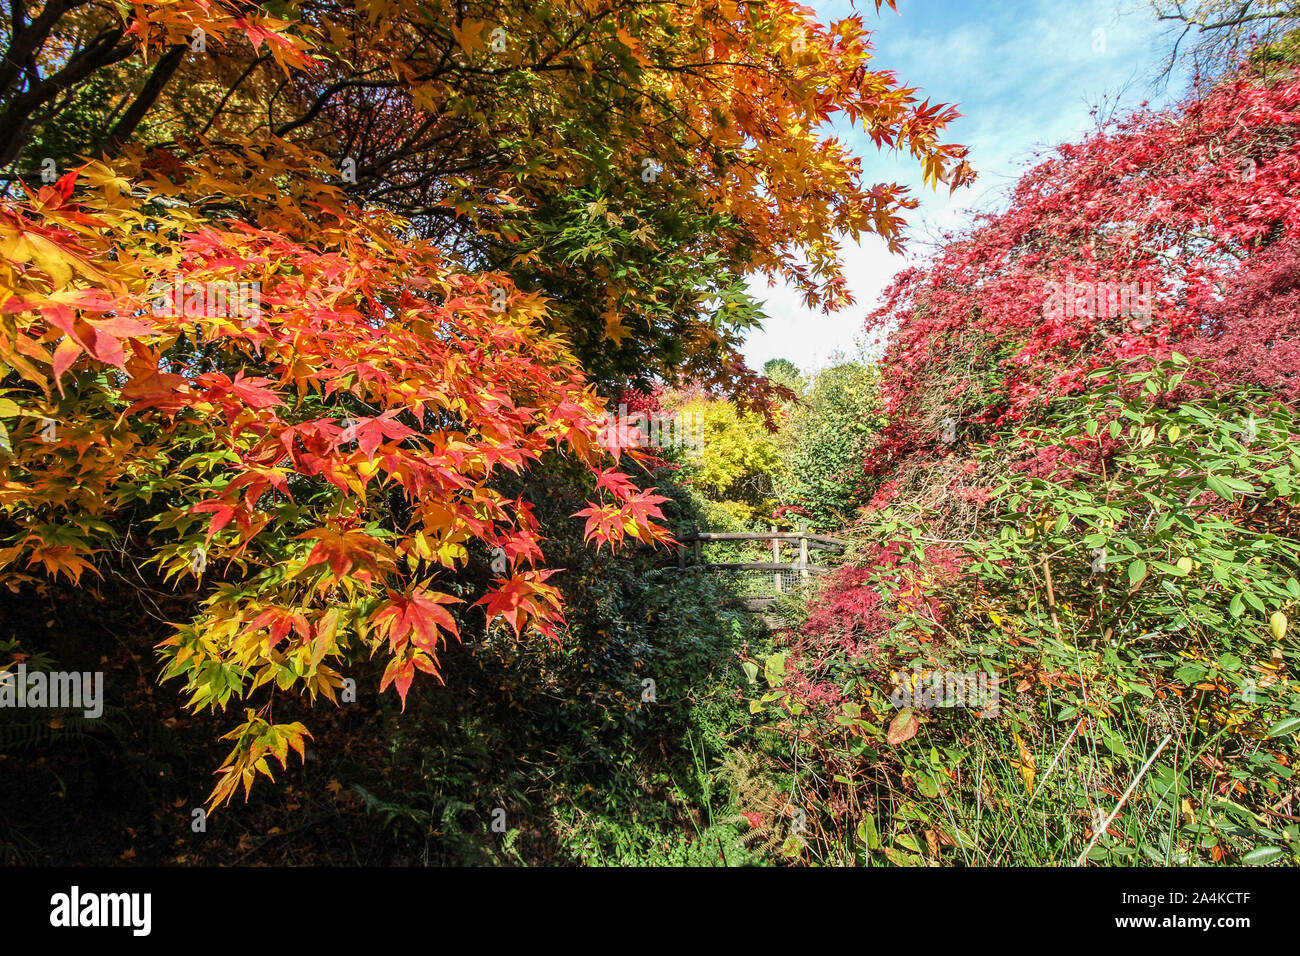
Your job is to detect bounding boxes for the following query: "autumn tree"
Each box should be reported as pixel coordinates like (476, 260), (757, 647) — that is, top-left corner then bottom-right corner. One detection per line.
(662, 386), (787, 526)
(776, 360), (884, 529)
(3, 0), (972, 399)
(763, 49), (1300, 866)
(860, 64), (1300, 489)
(0, 0), (970, 806)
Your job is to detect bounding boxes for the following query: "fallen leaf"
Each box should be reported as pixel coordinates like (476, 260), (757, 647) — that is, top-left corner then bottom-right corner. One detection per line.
(1012, 732), (1036, 795)
(888, 708), (920, 745)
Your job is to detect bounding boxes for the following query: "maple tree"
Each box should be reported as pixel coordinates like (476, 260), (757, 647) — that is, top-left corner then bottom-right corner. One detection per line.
(860, 68), (1300, 490)
(1, 163), (676, 806)
(4, 0), (972, 400)
(0, 0), (970, 807)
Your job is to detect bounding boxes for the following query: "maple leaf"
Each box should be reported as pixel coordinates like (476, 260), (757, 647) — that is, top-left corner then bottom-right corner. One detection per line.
(341, 411), (417, 459)
(297, 527), (393, 581)
(207, 371), (282, 410)
(378, 654), (418, 708)
(191, 499), (238, 544)
(623, 487), (671, 528)
(575, 487), (672, 552)
(233, 15), (319, 74)
(602, 309), (632, 347)
(596, 414), (646, 459)
(239, 606), (307, 651)
(372, 587), (462, 657)
(207, 712), (312, 809)
(573, 502), (624, 553)
(474, 570), (564, 639)
(13, 542), (100, 585)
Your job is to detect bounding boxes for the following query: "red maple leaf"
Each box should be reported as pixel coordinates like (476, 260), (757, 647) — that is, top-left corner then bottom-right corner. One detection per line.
(373, 587), (462, 656)
(474, 570), (564, 639)
(341, 411), (417, 459)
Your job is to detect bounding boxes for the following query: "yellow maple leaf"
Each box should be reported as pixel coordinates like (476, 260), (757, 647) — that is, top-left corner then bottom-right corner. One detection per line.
(602, 310), (631, 347)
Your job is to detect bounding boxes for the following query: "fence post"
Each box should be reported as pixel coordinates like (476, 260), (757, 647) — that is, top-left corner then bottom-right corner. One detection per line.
(771, 525), (782, 594)
(677, 526), (686, 570)
(799, 521), (809, 583)
(693, 524), (702, 566)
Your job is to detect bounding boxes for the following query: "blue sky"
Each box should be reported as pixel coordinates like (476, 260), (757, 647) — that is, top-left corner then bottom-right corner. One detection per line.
(741, 0), (1189, 372)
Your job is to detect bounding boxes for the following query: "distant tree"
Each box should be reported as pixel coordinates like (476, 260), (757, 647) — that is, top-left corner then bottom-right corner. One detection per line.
(763, 358), (805, 395)
(1155, 0), (1300, 79)
(662, 391), (787, 527)
(778, 363), (885, 530)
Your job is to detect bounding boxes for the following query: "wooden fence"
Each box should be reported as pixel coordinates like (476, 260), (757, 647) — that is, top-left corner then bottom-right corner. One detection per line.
(671, 523), (848, 609)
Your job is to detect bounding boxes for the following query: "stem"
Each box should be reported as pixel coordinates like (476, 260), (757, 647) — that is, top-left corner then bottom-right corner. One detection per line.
(1073, 733), (1173, 866)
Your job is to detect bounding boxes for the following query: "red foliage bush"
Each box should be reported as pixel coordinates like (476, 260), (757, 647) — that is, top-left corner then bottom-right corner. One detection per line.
(862, 72), (1300, 483)
(799, 65), (1300, 682)
(1183, 238), (1300, 402)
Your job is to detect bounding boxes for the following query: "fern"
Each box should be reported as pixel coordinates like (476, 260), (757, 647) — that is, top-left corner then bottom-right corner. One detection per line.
(0, 704), (126, 754)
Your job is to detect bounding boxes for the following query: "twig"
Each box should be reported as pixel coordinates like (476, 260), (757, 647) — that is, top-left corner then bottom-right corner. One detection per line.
(1260, 807), (1300, 823)
(1030, 718), (1084, 803)
(1041, 557), (1062, 637)
(1074, 733), (1173, 866)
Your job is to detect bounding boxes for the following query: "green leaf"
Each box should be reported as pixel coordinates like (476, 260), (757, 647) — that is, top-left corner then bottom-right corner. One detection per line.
(1206, 474), (1236, 501)
(1242, 846), (1285, 866)
(860, 815), (881, 850)
(917, 772), (939, 798)
(1267, 717), (1300, 738)
(883, 847), (923, 867)
(763, 653), (785, 687)
(1128, 560), (1147, 586)
(1218, 476), (1258, 495)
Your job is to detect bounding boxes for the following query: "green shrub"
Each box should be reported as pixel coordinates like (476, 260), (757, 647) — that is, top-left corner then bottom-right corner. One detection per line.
(778, 362), (886, 529)
(346, 461), (772, 864)
(751, 357), (1300, 866)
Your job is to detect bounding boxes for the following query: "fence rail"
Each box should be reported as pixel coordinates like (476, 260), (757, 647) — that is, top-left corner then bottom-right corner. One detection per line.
(677, 531), (849, 548)
(670, 524), (848, 609)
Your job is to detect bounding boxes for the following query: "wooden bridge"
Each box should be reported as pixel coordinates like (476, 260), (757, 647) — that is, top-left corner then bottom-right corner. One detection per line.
(669, 524), (848, 612)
